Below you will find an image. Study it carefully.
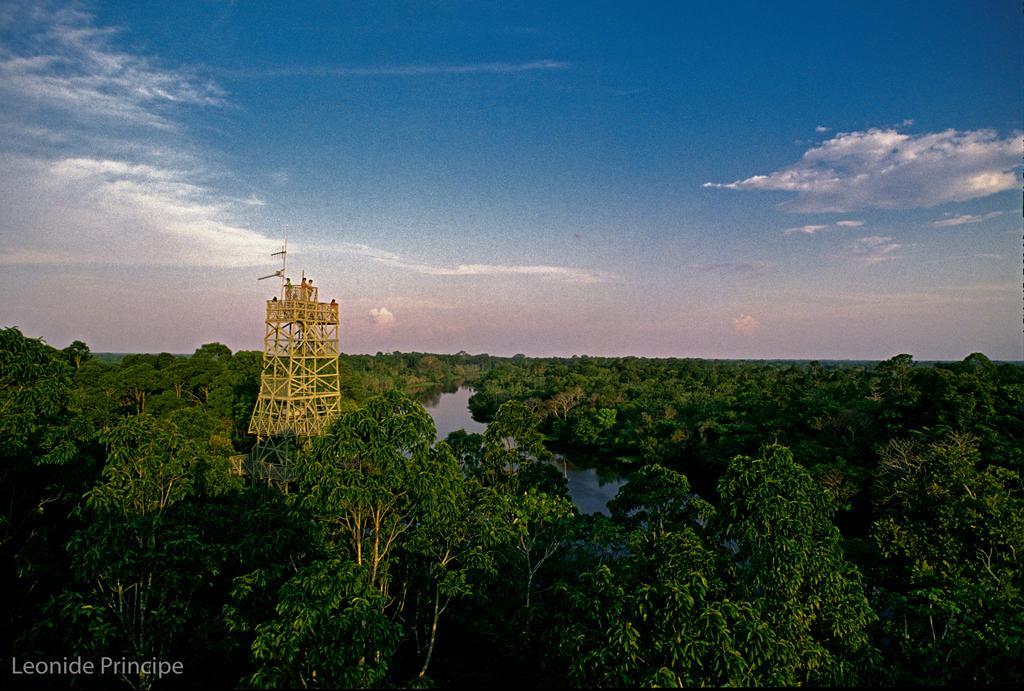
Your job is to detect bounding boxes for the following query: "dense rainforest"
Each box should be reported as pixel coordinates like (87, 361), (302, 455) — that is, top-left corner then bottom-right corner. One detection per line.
(1, 325), (1022, 688)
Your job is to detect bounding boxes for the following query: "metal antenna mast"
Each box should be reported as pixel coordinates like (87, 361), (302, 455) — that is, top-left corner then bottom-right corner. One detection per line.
(240, 229), (342, 486)
(258, 232), (288, 298)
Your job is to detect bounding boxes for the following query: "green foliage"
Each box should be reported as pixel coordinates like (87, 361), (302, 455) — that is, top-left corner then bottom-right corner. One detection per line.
(249, 559), (400, 689)
(0, 327), (82, 467)
(478, 400), (551, 487)
(484, 488), (575, 607)
(294, 390), (435, 592)
(869, 434), (1024, 684)
(444, 428), (484, 471)
(568, 407), (617, 447)
(1, 328), (98, 662)
(88, 414), (238, 516)
(62, 339), (91, 370)
(558, 560), (787, 687)
(718, 444), (879, 685)
(559, 447), (878, 687)
(607, 463), (712, 537)
(557, 462), (781, 687)
(57, 507), (226, 688)
(292, 391), (501, 682)
(4, 334), (1022, 688)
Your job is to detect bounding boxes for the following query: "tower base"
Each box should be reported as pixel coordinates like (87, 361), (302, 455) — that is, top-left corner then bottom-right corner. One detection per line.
(233, 435), (302, 486)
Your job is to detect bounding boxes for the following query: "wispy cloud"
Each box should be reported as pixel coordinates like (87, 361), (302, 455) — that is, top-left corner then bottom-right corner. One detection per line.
(849, 235), (902, 264)
(0, 155), (278, 267)
(922, 253), (1006, 263)
(815, 125), (831, 133)
(0, 4), (276, 269)
(412, 263), (609, 282)
(0, 2), (224, 130)
(705, 127), (1021, 212)
(784, 220), (864, 235)
(216, 60), (570, 79)
(691, 261), (773, 273)
(0, 6), (587, 280)
(930, 210), (1006, 227)
(783, 224), (828, 236)
(315, 242), (614, 284)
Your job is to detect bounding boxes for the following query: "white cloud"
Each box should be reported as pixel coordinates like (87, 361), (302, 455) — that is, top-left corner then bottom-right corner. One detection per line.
(220, 60), (570, 79)
(420, 263), (611, 282)
(692, 261), (773, 273)
(783, 224), (828, 236)
(783, 220), (864, 236)
(930, 211), (1006, 227)
(0, 5), (278, 270)
(815, 125), (831, 133)
(849, 235), (902, 264)
(0, 2), (224, 130)
(705, 127), (1021, 212)
(313, 242), (614, 284)
(0, 155), (279, 267)
(733, 314), (760, 334)
(368, 307), (396, 326)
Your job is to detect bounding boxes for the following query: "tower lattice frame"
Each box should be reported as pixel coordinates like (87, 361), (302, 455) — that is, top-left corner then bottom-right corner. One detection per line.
(247, 280), (342, 481)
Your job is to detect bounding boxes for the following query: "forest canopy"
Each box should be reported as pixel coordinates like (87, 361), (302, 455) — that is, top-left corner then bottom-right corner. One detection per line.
(1, 326), (1021, 688)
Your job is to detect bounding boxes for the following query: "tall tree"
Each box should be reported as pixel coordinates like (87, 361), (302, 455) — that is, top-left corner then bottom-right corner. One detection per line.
(56, 414), (238, 690)
(870, 434), (1024, 684)
(717, 444), (879, 685)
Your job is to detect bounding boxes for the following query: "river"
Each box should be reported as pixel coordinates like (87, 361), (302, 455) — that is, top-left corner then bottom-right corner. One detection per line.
(421, 387), (628, 515)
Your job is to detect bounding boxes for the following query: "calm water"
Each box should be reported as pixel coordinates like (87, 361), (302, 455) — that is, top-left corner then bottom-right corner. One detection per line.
(423, 386), (487, 439)
(422, 387), (628, 515)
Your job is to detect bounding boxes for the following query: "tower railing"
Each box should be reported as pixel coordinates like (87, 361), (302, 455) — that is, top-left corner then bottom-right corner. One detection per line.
(245, 277), (342, 482)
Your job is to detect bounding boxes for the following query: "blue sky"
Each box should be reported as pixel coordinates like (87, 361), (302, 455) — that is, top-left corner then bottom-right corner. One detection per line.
(0, 0), (1021, 359)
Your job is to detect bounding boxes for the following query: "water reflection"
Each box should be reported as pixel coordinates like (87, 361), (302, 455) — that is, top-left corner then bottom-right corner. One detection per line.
(413, 384), (449, 409)
(549, 455), (628, 516)
(422, 387), (628, 515)
(420, 386), (486, 439)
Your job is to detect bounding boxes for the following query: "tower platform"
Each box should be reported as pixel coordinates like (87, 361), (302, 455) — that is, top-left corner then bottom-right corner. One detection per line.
(245, 276), (342, 482)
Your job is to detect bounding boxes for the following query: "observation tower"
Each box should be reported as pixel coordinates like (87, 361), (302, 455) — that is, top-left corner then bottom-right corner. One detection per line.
(243, 240), (342, 482)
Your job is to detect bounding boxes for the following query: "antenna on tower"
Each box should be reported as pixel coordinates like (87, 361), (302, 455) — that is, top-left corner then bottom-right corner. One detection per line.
(258, 233), (289, 294)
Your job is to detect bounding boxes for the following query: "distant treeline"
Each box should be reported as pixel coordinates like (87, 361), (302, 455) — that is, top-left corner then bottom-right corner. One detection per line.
(2, 326), (1021, 688)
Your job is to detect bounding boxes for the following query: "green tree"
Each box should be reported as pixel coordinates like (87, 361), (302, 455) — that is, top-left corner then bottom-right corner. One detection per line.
(62, 339), (92, 370)
(284, 391), (493, 684)
(479, 400), (551, 487)
(56, 414), (238, 689)
(0, 328), (95, 661)
(717, 444), (878, 685)
(870, 434), (1024, 684)
(294, 390), (436, 594)
(608, 463), (712, 538)
(558, 465), (782, 687)
(248, 559), (400, 689)
(402, 444), (495, 680)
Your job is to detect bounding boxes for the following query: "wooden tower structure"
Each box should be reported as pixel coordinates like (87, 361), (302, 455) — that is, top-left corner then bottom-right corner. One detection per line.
(245, 241), (342, 482)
